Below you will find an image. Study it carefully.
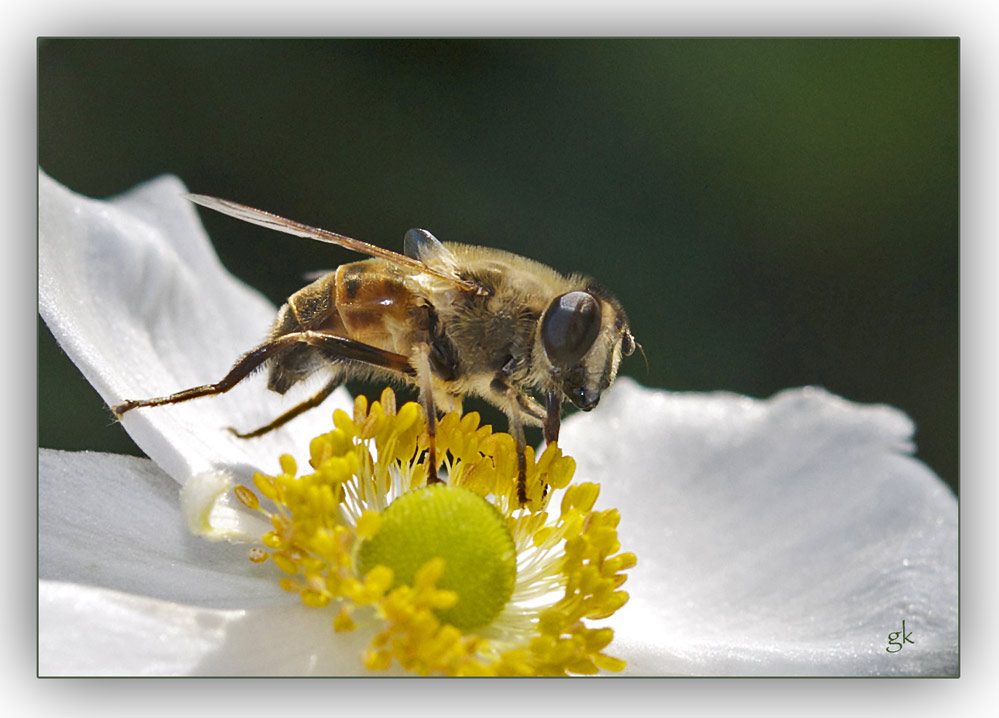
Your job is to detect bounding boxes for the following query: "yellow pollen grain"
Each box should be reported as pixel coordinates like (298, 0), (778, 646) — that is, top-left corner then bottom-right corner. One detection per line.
(234, 484), (259, 509)
(237, 386), (633, 677)
(355, 510), (381, 539)
(333, 606), (356, 632)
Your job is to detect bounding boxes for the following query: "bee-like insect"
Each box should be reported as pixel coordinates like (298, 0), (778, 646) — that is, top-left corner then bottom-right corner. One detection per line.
(113, 196), (638, 503)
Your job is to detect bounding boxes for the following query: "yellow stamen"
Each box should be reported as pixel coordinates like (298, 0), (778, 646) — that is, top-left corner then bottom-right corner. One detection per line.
(233, 387), (634, 676)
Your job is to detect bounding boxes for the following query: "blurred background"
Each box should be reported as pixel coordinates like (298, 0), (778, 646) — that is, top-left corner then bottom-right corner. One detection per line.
(38, 39), (958, 495)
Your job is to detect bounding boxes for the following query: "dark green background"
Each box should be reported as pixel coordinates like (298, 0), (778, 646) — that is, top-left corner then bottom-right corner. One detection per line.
(38, 39), (959, 494)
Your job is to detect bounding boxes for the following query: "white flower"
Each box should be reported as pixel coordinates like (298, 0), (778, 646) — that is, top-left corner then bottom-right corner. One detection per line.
(37, 171), (958, 676)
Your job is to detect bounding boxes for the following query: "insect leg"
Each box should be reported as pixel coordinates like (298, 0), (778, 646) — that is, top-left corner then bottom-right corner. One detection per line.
(411, 345), (442, 484)
(228, 375), (339, 438)
(489, 373), (534, 505)
(112, 333), (313, 417)
(515, 392), (546, 423)
(544, 389), (561, 445)
(113, 331), (413, 417)
(505, 399), (530, 505)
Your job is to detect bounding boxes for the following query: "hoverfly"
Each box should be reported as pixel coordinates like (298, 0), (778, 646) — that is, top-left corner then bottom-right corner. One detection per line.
(113, 196), (638, 503)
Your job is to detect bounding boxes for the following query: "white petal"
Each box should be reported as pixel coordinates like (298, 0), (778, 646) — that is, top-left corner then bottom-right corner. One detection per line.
(179, 469), (273, 542)
(38, 171), (352, 483)
(560, 378), (958, 676)
(39, 448), (288, 609)
(39, 581), (378, 676)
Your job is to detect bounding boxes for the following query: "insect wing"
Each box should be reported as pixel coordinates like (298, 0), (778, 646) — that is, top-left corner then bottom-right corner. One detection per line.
(185, 194), (481, 294)
(403, 227), (455, 266)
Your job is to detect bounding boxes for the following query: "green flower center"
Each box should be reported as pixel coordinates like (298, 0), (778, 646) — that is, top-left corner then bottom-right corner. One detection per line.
(357, 484), (517, 630)
(233, 389), (632, 674)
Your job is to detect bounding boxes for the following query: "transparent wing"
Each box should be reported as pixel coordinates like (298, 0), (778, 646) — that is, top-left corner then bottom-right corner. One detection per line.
(186, 194), (483, 294)
(403, 228), (461, 275)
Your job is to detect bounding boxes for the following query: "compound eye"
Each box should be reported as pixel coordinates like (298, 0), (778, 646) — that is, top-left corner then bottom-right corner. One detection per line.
(541, 291), (602, 368)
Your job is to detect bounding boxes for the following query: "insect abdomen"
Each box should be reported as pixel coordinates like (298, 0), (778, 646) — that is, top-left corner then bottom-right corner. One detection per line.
(334, 260), (418, 355)
(264, 272), (342, 394)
